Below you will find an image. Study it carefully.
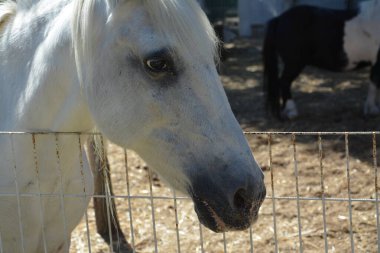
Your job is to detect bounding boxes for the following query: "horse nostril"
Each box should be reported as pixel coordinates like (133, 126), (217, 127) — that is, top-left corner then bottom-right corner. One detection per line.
(233, 188), (249, 210)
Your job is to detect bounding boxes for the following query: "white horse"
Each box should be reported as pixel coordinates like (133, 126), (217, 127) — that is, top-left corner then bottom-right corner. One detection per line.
(0, 0), (266, 252)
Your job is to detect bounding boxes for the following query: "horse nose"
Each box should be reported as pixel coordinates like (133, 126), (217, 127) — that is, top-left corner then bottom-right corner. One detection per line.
(189, 163), (266, 232)
(221, 164), (265, 210)
(234, 188), (253, 210)
(232, 182), (266, 213)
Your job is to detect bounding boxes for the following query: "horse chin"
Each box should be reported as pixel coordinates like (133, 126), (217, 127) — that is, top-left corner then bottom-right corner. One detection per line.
(191, 196), (260, 233)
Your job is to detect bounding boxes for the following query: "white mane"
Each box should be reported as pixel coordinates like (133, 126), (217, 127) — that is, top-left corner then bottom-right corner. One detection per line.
(0, 0), (38, 13)
(0, 1), (16, 30)
(0, 0), (62, 32)
(72, 0), (219, 85)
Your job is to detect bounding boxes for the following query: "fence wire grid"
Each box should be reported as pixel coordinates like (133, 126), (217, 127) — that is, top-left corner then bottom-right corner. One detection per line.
(0, 131), (379, 253)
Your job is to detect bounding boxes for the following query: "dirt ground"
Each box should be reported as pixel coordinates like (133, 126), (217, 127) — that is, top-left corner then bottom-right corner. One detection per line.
(70, 37), (380, 253)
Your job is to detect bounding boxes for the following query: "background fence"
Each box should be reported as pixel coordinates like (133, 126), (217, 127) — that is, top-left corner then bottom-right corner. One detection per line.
(1, 131), (379, 253)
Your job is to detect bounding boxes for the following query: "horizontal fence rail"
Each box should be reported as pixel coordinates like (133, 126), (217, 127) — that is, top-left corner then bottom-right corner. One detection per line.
(0, 131), (379, 253)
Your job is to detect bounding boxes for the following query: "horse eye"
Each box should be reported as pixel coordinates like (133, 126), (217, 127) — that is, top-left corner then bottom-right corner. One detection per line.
(145, 58), (169, 73)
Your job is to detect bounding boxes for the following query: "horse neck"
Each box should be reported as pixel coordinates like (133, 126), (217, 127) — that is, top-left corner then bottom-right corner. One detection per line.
(0, 0), (94, 132)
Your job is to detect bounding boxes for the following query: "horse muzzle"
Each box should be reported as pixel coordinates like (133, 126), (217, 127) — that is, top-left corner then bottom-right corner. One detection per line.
(188, 165), (266, 233)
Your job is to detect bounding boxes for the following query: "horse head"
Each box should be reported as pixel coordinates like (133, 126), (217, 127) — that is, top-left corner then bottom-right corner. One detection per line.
(73, 0), (265, 232)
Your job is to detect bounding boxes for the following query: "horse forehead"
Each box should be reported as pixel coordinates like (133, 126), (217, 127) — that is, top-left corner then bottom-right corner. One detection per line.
(111, 2), (147, 25)
(109, 4), (165, 45)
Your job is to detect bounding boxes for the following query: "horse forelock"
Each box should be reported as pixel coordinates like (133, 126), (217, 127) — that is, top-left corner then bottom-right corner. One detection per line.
(141, 0), (219, 62)
(72, 0), (219, 86)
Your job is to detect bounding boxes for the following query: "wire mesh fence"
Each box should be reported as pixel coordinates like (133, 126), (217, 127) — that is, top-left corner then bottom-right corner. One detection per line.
(0, 131), (379, 253)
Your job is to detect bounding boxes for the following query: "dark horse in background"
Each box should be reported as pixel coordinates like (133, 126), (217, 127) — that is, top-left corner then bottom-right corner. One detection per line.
(263, 1), (380, 119)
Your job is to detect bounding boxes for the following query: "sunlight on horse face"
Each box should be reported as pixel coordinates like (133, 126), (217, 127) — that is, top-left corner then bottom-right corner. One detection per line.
(84, 0), (265, 232)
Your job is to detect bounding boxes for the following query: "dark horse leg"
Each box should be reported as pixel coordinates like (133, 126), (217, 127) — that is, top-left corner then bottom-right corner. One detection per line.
(279, 63), (304, 119)
(365, 47), (380, 115)
(371, 48), (380, 87)
(86, 137), (133, 253)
